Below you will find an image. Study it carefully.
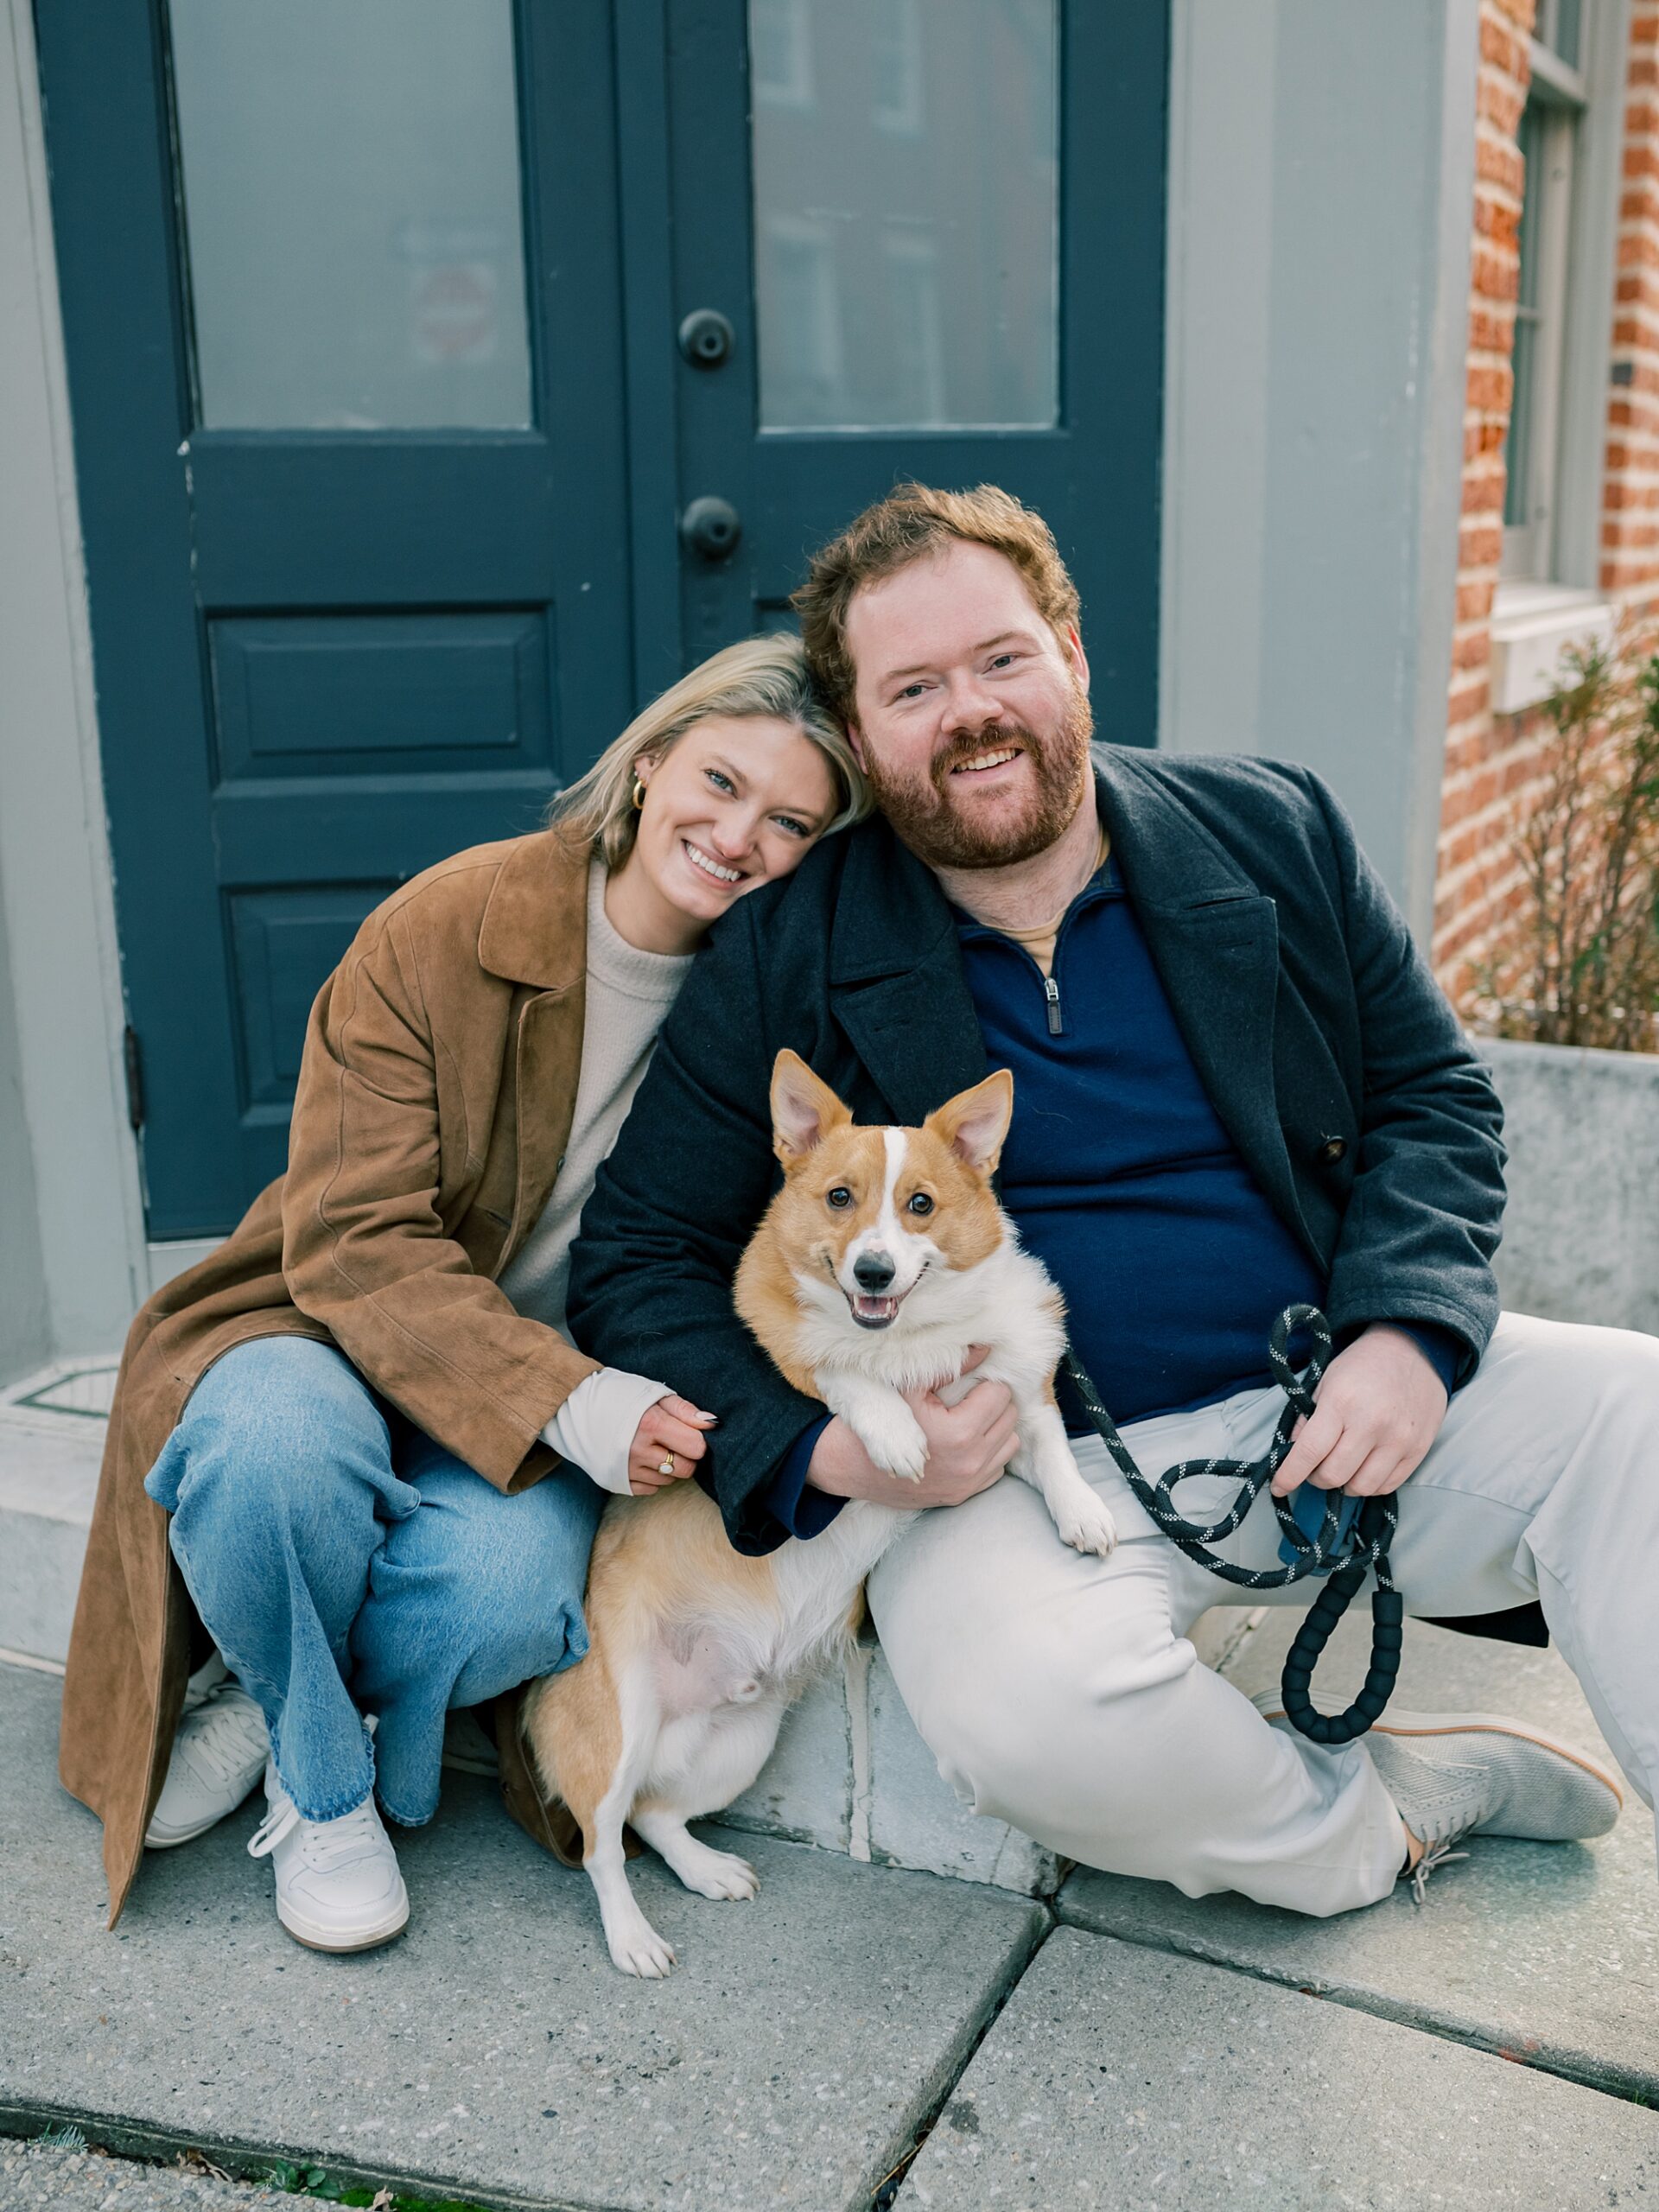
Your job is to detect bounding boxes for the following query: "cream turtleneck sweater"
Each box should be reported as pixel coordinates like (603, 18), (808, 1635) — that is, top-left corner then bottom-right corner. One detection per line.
(498, 861), (694, 1495)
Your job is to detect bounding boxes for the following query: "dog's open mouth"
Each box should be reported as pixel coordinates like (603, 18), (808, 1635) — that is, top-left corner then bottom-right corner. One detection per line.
(849, 1291), (903, 1329)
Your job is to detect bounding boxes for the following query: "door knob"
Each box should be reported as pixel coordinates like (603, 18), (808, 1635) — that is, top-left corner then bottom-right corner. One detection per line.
(678, 308), (735, 366)
(680, 496), (743, 562)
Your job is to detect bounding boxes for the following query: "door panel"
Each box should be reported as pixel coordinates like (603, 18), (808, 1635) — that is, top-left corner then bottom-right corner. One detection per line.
(207, 613), (554, 774)
(668, 0), (1167, 739)
(38, 1), (635, 1236)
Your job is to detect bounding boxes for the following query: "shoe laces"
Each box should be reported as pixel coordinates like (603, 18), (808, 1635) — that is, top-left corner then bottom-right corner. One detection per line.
(1408, 1831), (1471, 1905)
(180, 1687), (267, 1788)
(249, 1790), (384, 1870)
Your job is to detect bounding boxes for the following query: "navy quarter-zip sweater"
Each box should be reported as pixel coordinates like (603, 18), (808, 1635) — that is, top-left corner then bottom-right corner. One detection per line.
(763, 849), (1458, 1535)
(957, 855), (1331, 1432)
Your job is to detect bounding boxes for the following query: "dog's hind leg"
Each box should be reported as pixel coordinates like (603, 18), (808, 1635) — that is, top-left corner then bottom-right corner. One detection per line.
(525, 1649), (678, 1977)
(630, 1808), (760, 1901)
(585, 1658), (681, 1976)
(631, 1698), (784, 1901)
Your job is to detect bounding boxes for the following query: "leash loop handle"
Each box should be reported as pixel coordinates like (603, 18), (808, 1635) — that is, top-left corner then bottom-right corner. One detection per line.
(1062, 1305), (1401, 1745)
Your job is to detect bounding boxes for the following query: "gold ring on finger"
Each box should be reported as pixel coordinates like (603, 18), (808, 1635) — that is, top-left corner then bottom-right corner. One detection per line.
(658, 1452), (676, 1477)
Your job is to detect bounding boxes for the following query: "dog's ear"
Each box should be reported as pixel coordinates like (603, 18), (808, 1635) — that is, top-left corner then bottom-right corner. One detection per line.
(925, 1069), (1014, 1177)
(771, 1049), (853, 1166)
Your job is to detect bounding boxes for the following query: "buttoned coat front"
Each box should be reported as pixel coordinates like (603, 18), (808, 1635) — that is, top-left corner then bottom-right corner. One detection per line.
(60, 826), (603, 1925)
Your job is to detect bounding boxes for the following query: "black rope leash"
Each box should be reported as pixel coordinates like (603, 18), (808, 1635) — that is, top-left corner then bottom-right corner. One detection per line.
(1063, 1304), (1404, 1745)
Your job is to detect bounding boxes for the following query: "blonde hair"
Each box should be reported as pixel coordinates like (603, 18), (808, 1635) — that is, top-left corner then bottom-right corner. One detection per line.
(792, 482), (1081, 722)
(549, 633), (868, 866)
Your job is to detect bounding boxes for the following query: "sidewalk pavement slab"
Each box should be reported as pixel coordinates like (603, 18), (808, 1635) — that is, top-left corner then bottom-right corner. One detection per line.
(1062, 1614), (1659, 2099)
(893, 1927), (1659, 2212)
(0, 2141), (292, 2211)
(0, 1663), (1043, 2212)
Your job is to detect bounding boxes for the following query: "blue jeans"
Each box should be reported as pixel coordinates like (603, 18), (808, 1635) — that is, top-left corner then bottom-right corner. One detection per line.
(143, 1337), (602, 1827)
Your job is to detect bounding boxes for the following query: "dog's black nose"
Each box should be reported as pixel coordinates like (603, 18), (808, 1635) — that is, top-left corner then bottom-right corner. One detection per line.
(854, 1252), (895, 1293)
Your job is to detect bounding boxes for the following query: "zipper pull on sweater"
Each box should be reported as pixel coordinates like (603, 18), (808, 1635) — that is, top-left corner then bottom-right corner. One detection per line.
(1044, 974), (1064, 1036)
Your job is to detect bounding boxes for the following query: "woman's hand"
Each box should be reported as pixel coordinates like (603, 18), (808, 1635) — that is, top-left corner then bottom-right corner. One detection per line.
(628, 1393), (717, 1496)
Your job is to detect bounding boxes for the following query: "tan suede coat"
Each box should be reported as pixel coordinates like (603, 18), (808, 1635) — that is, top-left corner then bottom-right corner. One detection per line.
(60, 826), (607, 1924)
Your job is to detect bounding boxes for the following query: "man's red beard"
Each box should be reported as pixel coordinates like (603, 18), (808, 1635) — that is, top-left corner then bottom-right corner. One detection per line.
(861, 687), (1095, 871)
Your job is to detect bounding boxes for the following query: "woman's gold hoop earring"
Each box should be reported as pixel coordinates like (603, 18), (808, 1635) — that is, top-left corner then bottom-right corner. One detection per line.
(631, 777), (646, 811)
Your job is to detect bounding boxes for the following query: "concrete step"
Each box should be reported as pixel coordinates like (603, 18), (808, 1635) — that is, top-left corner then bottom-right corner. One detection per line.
(1, 1363), (1262, 1894)
(893, 1926), (1659, 2211)
(1060, 1611), (1659, 2102)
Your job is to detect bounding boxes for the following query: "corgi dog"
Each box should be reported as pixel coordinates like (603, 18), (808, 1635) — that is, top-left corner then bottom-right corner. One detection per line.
(521, 1050), (1115, 1977)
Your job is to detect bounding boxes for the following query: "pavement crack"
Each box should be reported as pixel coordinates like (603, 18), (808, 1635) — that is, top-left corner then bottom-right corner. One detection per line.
(0, 2101), (625, 2212)
(863, 1901), (1056, 2210)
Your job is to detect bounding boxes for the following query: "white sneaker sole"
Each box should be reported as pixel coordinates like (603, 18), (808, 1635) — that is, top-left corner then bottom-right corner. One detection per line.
(274, 1888), (410, 1954)
(1254, 1694), (1624, 1808)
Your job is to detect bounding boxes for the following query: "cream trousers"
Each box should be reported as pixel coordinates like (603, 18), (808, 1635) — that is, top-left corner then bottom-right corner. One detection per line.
(867, 1313), (1659, 1917)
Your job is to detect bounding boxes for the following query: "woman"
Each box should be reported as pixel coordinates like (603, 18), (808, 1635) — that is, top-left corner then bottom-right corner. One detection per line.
(60, 636), (866, 1953)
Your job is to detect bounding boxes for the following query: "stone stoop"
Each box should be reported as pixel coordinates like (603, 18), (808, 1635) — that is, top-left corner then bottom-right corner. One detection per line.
(0, 1357), (1256, 1898)
(0, 1360), (113, 1670)
(723, 1606), (1258, 1897)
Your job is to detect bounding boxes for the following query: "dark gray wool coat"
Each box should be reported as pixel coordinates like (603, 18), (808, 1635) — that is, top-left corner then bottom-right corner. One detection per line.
(567, 745), (1508, 1554)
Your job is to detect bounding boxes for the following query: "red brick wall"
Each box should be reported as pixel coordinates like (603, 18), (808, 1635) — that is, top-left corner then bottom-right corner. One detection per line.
(1604, 10), (1659, 594)
(1433, 0), (1535, 1001)
(1433, 5), (1659, 1007)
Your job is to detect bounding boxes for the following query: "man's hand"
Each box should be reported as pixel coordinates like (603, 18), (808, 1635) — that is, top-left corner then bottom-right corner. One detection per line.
(1269, 1323), (1449, 1501)
(807, 1347), (1020, 1508)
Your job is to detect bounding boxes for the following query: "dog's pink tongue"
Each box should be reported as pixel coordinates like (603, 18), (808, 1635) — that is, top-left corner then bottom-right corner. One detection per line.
(852, 1294), (900, 1324)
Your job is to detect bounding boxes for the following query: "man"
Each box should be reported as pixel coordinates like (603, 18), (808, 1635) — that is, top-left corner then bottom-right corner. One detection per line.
(568, 484), (1656, 1913)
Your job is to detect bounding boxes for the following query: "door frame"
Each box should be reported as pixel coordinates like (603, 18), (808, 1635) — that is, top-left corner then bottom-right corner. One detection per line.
(0, 0), (149, 1361)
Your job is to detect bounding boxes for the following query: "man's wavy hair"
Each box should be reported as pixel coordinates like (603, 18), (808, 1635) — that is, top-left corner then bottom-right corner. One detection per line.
(791, 482), (1082, 724)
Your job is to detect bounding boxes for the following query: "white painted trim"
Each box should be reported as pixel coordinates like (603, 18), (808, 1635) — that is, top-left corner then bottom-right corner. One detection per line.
(1554, 0), (1631, 593)
(1489, 580), (1615, 712)
(1157, 0), (1275, 778)
(1503, 103), (1579, 582)
(0, 0), (149, 1355)
(1160, 0), (1479, 948)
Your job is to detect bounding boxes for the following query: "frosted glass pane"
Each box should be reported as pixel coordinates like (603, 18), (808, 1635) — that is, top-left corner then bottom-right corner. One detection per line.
(169, 0), (531, 429)
(750, 0), (1058, 431)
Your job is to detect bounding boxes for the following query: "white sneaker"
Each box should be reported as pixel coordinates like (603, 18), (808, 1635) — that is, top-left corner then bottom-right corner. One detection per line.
(144, 1655), (270, 1848)
(247, 1762), (410, 1953)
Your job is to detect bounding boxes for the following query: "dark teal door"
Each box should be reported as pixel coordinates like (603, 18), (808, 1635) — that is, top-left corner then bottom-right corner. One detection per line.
(38, 2), (639, 1239)
(666, 0), (1166, 743)
(38, 0), (1166, 1242)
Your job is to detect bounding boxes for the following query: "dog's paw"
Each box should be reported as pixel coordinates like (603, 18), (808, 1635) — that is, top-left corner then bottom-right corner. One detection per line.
(679, 1844), (760, 1902)
(608, 1917), (677, 1978)
(855, 1406), (929, 1484)
(1057, 1497), (1118, 1558)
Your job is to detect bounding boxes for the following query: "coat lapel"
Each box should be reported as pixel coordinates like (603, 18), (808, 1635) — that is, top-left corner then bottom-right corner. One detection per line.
(474, 826), (592, 1273)
(828, 820), (989, 1122)
(1095, 750), (1310, 1248)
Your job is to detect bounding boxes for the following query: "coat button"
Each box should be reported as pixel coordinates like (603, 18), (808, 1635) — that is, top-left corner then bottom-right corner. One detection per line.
(1317, 1136), (1347, 1166)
